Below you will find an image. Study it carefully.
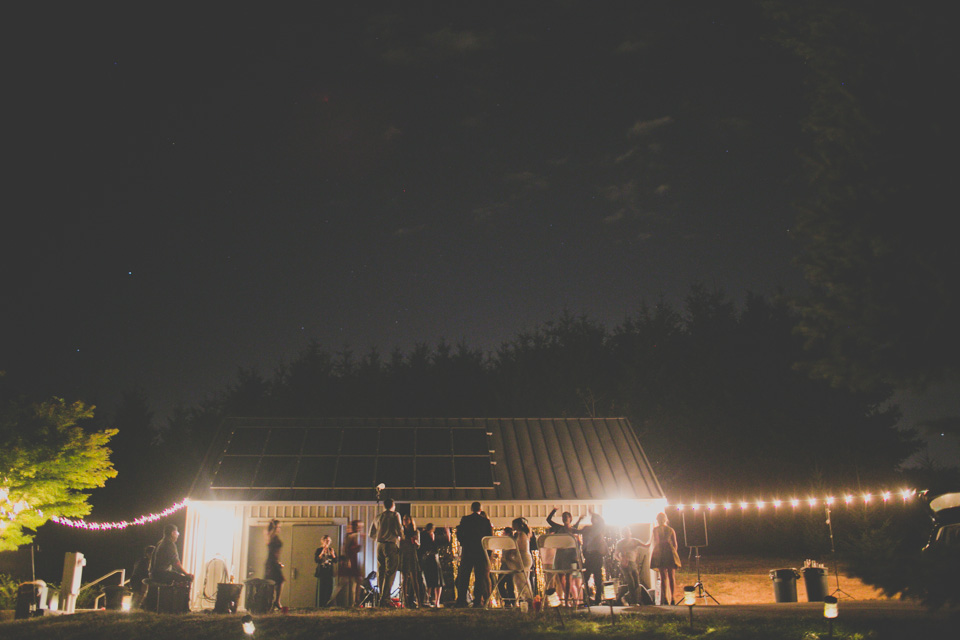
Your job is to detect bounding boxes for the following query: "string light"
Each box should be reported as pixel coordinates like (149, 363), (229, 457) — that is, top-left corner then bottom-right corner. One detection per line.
(666, 488), (917, 512)
(40, 486), (921, 533)
(50, 499), (189, 530)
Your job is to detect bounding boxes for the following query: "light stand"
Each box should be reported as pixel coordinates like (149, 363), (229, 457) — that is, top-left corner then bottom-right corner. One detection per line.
(688, 546), (720, 605)
(680, 510), (719, 605)
(824, 506), (854, 599)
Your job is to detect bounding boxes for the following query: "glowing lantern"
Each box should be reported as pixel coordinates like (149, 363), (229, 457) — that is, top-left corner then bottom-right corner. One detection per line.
(545, 588), (561, 608)
(603, 581), (617, 601)
(823, 596), (838, 619)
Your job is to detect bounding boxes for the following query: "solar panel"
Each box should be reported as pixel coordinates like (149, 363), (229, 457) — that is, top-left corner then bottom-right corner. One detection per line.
(211, 424), (493, 491)
(225, 428), (268, 455)
(294, 457), (337, 487)
(263, 428), (305, 455)
(417, 428), (451, 455)
(379, 428), (415, 455)
(212, 456), (259, 487)
(254, 456), (298, 487)
(416, 457), (454, 487)
(335, 456), (375, 487)
(452, 429), (489, 455)
(341, 428), (377, 454)
(301, 428), (340, 454)
(454, 456), (495, 487)
(375, 456), (416, 487)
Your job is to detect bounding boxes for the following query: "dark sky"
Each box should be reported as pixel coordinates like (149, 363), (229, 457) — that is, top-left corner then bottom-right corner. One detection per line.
(3, 2), (834, 418)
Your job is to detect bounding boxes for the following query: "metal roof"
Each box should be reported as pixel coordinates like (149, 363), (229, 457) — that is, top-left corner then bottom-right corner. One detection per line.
(189, 417), (664, 503)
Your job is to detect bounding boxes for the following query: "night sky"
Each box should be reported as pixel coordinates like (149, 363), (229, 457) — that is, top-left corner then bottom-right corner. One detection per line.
(8, 3), (951, 461)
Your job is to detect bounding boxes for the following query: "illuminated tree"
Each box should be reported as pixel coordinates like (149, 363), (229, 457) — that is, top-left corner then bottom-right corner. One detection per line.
(0, 390), (117, 551)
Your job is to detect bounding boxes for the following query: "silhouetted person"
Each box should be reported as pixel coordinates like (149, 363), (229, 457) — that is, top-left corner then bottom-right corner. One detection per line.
(130, 545), (154, 608)
(615, 526), (650, 605)
(546, 507), (583, 603)
(265, 519), (286, 609)
(370, 497), (403, 607)
(314, 534), (336, 608)
(151, 525), (193, 585)
(455, 501), (492, 607)
(650, 512), (681, 605)
(580, 511), (607, 605)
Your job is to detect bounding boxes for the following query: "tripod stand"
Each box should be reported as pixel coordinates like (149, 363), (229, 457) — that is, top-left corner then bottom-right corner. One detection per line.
(680, 510), (719, 604)
(825, 506), (854, 599)
(688, 546), (720, 605)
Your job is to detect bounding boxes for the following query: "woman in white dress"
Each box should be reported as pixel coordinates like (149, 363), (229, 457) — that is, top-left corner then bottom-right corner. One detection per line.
(504, 517), (533, 605)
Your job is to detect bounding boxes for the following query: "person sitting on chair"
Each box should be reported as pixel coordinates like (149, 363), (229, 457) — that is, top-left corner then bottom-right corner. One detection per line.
(150, 525), (194, 585)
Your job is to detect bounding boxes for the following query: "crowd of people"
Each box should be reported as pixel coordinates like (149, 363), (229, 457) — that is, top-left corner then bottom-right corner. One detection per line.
(130, 504), (683, 611)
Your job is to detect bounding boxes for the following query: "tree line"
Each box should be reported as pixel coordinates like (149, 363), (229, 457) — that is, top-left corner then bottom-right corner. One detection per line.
(94, 285), (917, 517)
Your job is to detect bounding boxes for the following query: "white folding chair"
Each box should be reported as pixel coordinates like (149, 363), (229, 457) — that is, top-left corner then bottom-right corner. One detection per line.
(538, 533), (584, 607)
(481, 535), (523, 609)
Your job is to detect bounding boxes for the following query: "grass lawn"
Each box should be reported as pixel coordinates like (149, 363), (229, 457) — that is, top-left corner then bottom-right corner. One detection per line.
(1, 606), (956, 640)
(2, 556), (949, 639)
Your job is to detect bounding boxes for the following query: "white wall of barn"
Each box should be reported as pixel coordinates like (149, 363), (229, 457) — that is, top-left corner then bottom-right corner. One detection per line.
(183, 498), (664, 610)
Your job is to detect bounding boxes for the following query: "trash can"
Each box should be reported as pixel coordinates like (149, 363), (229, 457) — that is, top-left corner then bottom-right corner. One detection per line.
(802, 567), (830, 602)
(102, 585), (130, 610)
(215, 583), (243, 613)
(769, 569), (799, 603)
(15, 581), (47, 619)
(244, 578), (275, 614)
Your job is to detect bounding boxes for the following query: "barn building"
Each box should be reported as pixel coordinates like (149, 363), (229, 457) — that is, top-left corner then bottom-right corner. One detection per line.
(182, 417), (667, 609)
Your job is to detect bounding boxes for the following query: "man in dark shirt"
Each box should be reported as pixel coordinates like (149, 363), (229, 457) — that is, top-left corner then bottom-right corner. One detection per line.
(369, 498), (403, 606)
(454, 501), (493, 607)
(150, 524), (193, 585)
(580, 511), (608, 605)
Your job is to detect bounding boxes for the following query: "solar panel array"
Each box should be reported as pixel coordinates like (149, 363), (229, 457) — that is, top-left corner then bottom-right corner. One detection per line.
(211, 426), (494, 489)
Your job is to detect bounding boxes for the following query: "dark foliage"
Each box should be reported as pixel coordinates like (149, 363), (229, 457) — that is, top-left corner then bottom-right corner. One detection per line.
(103, 288), (915, 510)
